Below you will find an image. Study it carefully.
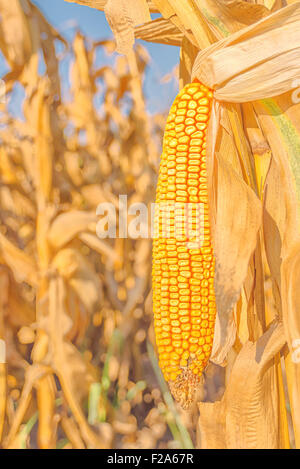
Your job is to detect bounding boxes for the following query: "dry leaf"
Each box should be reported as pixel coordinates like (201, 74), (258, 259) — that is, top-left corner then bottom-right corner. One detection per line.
(152, 0), (213, 48)
(48, 211), (97, 248)
(0, 233), (38, 287)
(135, 18), (183, 47)
(0, 0), (32, 70)
(195, 0), (269, 38)
(192, 2), (300, 102)
(198, 321), (286, 448)
(105, 0), (150, 55)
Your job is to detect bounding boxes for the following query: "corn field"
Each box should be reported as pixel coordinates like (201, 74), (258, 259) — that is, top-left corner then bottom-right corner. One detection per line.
(0, 0), (299, 450)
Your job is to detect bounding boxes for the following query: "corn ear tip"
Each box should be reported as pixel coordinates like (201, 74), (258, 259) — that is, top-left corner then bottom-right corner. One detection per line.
(168, 368), (203, 410)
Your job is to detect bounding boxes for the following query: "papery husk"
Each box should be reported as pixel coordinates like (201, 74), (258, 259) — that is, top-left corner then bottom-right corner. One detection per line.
(0, 0), (32, 70)
(48, 211), (97, 249)
(0, 233), (38, 287)
(198, 321), (286, 448)
(254, 99), (300, 336)
(192, 2), (300, 102)
(194, 0), (270, 37)
(179, 38), (198, 88)
(152, 0), (214, 49)
(206, 103), (262, 365)
(135, 18), (183, 47)
(281, 243), (300, 445)
(255, 95), (300, 444)
(52, 248), (103, 313)
(104, 0), (151, 54)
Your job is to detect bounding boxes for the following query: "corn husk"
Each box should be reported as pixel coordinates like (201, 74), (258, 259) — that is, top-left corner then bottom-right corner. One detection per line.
(192, 3), (300, 102)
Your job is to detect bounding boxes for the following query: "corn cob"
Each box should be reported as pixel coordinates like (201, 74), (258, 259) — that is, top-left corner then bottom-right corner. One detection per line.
(152, 81), (216, 407)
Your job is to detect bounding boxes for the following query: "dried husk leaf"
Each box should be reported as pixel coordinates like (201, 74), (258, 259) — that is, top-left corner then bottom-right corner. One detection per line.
(52, 248), (102, 312)
(198, 321), (286, 448)
(211, 155), (262, 363)
(152, 0), (214, 48)
(192, 2), (300, 102)
(195, 0), (269, 38)
(253, 99), (300, 440)
(206, 104), (262, 364)
(281, 241), (300, 365)
(0, 0), (32, 70)
(48, 211), (97, 248)
(6, 277), (35, 328)
(0, 148), (19, 184)
(256, 96), (300, 214)
(79, 232), (118, 261)
(104, 0), (134, 55)
(242, 102), (272, 197)
(135, 18), (183, 47)
(69, 33), (97, 137)
(179, 37), (198, 88)
(32, 3), (65, 99)
(245, 94), (300, 445)
(104, 0), (151, 55)
(0, 233), (38, 287)
(280, 243), (300, 445)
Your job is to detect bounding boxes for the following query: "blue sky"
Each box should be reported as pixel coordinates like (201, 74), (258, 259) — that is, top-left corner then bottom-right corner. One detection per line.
(1, 0), (180, 115)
